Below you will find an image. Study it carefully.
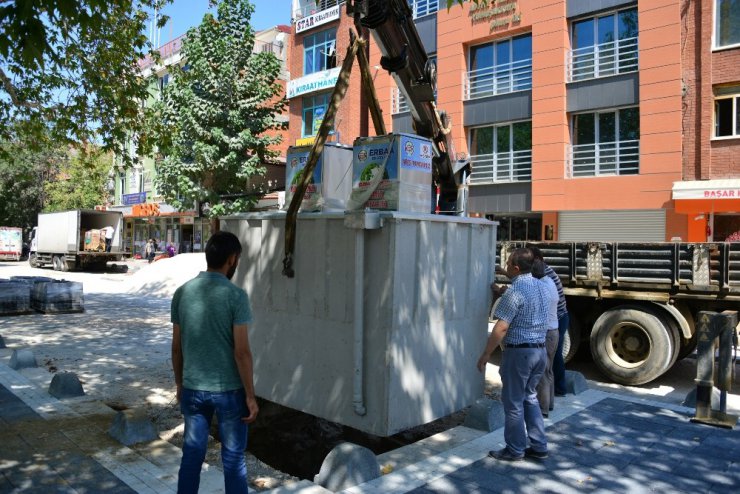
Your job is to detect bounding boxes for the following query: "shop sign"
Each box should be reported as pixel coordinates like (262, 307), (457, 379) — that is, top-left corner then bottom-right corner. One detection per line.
(470, 0), (522, 32)
(122, 192), (147, 206)
(295, 5), (341, 34)
(287, 67), (341, 99)
(296, 136), (316, 146)
(674, 186), (740, 200)
(181, 216), (194, 225)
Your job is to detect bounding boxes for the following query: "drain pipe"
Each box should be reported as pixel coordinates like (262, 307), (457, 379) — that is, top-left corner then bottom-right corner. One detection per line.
(353, 227), (367, 416)
(345, 211), (381, 416)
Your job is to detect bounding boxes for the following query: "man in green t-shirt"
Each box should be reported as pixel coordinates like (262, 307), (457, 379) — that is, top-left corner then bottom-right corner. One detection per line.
(171, 230), (258, 494)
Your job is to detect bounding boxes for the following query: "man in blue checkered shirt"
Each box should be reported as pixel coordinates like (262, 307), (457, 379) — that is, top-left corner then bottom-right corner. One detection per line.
(477, 247), (550, 461)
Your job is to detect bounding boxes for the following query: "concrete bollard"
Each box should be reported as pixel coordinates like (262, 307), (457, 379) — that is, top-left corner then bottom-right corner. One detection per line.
(9, 349), (37, 370)
(565, 370), (589, 395)
(48, 372), (85, 399)
(463, 397), (505, 432)
(0, 334), (6, 349)
(108, 409), (158, 446)
(314, 442), (380, 491)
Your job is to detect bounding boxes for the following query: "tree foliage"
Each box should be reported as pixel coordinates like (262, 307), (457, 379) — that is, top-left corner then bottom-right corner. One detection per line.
(0, 0), (171, 163)
(151, 0), (286, 217)
(44, 147), (113, 212)
(0, 129), (60, 230)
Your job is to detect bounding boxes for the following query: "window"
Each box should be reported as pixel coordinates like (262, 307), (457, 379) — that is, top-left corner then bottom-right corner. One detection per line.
(303, 29), (336, 75)
(119, 171), (126, 199)
(569, 8), (638, 81)
(302, 92), (331, 137)
(715, 0), (740, 48)
(158, 74), (170, 91)
(408, 0), (439, 18)
(570, 107), (640, 177)
(468, 121), (532, 184)
(466, 34), (532, 99)
(715, 94), (740, 138)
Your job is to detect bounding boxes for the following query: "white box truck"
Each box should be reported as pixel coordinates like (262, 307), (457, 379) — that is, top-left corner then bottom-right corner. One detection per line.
(0, 227), (23, 261)
(29, 209), (124, 271)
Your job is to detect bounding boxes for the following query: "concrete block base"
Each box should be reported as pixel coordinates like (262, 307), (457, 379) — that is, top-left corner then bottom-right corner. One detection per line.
(108, 409), (158, 446)
(682, 387), (722, 409)
(565, 370), (588, 395)
(9, 349), (37, 370)
(314, 442), (380, 491)
(463, 397), (505, 432)
(48, 372), (85, 399)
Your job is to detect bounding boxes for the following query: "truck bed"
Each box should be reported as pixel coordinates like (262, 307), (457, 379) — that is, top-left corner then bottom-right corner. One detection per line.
(497, 241), (740, 300)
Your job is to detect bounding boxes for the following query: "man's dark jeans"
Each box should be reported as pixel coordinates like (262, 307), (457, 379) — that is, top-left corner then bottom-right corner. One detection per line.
(178, 387), (248, 494)
(553, 312), (570, 395)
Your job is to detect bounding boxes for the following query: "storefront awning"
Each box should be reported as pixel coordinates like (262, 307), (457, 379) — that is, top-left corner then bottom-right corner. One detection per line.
(672, 179), (740, 214)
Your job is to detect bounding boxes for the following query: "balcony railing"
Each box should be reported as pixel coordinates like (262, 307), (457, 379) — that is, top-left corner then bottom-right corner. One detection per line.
(469, 149), (532, 184)
(293, 0), (342, 19)
(391, 87), (410, 114)
(463, 59), (532, 100)
(568, 139), (640, 177)
(567, 36), (638, 82)
(409, 0), (439, 19)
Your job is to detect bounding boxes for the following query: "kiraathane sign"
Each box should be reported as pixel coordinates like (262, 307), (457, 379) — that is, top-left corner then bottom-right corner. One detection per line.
(295, 5), (341, 34)
(287, 67), (341, 99)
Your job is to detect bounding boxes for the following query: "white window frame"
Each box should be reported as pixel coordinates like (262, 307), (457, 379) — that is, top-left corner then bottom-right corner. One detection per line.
(713, 93), (740, 139)
(713, 0), (740, 51)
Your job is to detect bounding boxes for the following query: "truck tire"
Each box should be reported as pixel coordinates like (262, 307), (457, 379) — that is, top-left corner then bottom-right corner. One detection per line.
(52, 255), (63, 271)
(590, 306), (674, 385)
(562, 314), (581, 363)
(28, 253), (38, 268)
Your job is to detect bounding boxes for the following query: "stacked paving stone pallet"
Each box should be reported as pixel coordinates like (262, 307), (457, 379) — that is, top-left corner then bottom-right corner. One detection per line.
(1, 276), (84, 314)
(0, 279), (33, 315)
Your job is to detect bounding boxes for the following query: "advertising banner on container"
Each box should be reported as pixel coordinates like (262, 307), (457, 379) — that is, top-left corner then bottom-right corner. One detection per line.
(348, 134), (433, 213)
(285, 146), (323, 211)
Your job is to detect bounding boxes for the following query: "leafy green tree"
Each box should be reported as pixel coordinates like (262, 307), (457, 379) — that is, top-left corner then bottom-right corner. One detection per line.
(0, 0), (171, 163)
(151, 0), (286, 223)
(0, 131), (60, 230)
(44, 147), (113, 212)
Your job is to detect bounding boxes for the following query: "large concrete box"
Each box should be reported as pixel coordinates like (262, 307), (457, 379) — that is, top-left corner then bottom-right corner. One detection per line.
(222, 212), (496, 436)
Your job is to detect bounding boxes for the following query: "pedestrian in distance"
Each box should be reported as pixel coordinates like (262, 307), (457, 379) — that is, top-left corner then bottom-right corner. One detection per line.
(145, 239), (157, 264)
(477, 247), (550, 461)
(171, 230), (258, 494)
(530, 249), (560, 418)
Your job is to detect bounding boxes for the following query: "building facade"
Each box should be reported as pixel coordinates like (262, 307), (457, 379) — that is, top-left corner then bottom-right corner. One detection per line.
(288, 0), (739, 242)
(113, 25), (291, 257)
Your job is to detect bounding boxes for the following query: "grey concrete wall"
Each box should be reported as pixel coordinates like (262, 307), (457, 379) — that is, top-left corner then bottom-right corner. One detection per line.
(223, 212), (495, 436)
(567, 0), (636, 18)
(415, 14), (437, 55)
(463, 91), (532, 128)
(468, 182), (532, 213)
(567, 73), (639, 113)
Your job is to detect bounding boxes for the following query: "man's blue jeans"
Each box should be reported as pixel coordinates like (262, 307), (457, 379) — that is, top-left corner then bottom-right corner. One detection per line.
(553, 312), (570, 395)
(178, 388), (248, 494)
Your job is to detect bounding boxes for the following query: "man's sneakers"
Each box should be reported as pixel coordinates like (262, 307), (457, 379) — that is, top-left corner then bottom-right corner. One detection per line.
(488, 447), (549, 462)
(488, 448), (523, 462)
(524, 447), (549, 459)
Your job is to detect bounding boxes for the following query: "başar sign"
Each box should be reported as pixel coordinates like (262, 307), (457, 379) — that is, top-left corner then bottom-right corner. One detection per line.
(470, 0), (522, 32)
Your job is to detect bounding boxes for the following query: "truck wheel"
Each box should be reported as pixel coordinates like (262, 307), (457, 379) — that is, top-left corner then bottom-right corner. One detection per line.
(590, 306), (674, 385)
(29, 253), (38, 268)
(562, 314), (581, 363)
(52, 255), (63, 271)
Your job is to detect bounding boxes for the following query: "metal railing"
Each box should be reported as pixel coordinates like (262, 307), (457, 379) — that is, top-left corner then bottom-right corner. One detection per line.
(293, 0), (343, 20)
(567, 36), (638, 82)
(468, 149), (532, 184)
(568, 139), (639, 177)
(391, 87), (410, 114)
(254, 40), (282, 55)
(463, 58), (532, 100)
(409, 0), (439, 18)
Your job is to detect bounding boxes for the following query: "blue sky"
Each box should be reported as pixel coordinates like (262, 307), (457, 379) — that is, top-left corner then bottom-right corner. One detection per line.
(150, 0), (292, 46)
